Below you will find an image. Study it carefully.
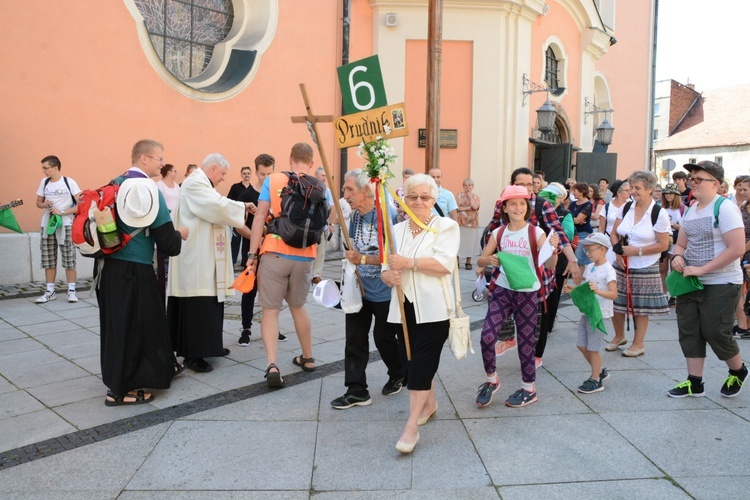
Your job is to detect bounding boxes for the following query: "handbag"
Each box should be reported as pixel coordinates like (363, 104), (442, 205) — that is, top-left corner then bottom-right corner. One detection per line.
(442, 261), (474, 360)
(230, 266), (256, 294)
(339, 259), (363, 313)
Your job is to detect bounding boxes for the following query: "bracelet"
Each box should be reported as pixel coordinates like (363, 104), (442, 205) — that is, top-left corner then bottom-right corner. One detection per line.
(670, 254), (684, 263)
(247, 253), (259, 260)
(638, 247), (643, 257)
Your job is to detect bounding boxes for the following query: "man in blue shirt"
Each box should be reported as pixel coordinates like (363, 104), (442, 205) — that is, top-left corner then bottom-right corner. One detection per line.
(429, 168), (458, 220)
(331, 169), (404, 409)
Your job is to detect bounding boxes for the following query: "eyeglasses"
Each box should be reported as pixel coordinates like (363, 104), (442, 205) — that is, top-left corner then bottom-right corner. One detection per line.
(41, 165), (57, 170)
(689, 176), (717, 185)
(146, 155), (164, 162)
(405, 195), (434, 202)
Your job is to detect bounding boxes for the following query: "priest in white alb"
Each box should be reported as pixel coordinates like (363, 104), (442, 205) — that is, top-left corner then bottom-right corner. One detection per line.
(167, 153), (252, 373)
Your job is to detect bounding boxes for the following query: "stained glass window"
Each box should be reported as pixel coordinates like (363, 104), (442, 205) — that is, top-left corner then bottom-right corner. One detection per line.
(133, 0), (234, 81)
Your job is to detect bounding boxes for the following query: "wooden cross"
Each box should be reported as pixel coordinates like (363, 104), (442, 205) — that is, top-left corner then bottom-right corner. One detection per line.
(291, 83), (364, 296)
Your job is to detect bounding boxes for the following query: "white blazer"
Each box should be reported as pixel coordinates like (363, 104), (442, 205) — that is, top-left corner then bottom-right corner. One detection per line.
(386, 216), (460, 324)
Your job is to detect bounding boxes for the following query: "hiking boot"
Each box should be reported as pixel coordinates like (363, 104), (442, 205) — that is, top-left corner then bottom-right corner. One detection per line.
(67, 291), (78, 303)
(331, 392), (372, 409)
(238, 328), (251, 346)
(382, 377), (404, 396)
(36, 290), (56, 303)
(495, 338), (517, 357)
(667, 380), (705, 398)
(578, 378), (604, 394)
(600, 368), (610, 381)
(505, 388), (538, 408)
(278, 332), (287, 342)
(720, 367), (747, 398)
(476, 379), (500, 408)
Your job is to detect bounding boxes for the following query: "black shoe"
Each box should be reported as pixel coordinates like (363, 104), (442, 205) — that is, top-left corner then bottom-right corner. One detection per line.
(238, 329), (251, 346)
(184, 358), (213, 373)
(732, 325), (749, 338)
(331, 392), (372, 409)
(278, 332), (287, 342)
(382, 377), (404, 396)
(221, 348), (230, 356)
(721, 365), (748, 398)
(667, 379), (704, 398)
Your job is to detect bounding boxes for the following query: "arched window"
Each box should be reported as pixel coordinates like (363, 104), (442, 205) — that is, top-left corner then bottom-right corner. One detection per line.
(545, 46), (559, 89)
(134, 0), (234, 81)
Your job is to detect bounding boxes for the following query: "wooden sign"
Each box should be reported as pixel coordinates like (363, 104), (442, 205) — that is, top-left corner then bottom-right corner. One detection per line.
(337, 55), (388, 115)
(334, 102), (409, 149)
(417, 128), (457, 148)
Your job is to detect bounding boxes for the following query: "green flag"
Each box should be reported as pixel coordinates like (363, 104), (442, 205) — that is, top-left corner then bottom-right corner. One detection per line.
(569, 282), (607, 334)
(0, 208), (23, 234)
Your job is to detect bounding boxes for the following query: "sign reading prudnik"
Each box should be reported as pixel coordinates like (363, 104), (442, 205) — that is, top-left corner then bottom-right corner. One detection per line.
(333, 103), (408, 149)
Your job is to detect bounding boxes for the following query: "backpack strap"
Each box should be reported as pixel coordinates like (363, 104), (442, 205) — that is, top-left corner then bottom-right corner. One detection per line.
(434, 203), (445, 217)
(43, 176), (77, 206)
(534, 197), (548, 234)
(495, 224), (507, 250)
(528, 224), (547, 312)
(713, 196), (725, 228)
(603, 202), (610, 235)
(650, 204), (662, 226)
(621, 200), (633, 218)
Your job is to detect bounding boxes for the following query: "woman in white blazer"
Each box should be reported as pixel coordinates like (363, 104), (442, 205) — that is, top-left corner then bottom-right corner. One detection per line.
(382, 173), (460, 454)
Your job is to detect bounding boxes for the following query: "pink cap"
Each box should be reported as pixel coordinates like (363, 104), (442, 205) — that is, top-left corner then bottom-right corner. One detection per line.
(500, 185), (531, 203)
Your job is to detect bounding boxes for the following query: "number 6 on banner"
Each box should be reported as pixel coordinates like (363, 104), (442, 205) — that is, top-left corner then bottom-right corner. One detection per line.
(337, 55), (388, 115)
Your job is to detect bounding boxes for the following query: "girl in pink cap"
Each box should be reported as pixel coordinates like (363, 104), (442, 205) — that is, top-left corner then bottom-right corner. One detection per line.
(475, 185), (558, 408)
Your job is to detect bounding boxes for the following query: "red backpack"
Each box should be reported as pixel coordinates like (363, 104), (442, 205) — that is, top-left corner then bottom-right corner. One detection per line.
(71, 183), (143, 258)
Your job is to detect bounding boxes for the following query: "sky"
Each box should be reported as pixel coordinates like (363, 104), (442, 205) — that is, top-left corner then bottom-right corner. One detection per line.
(656, 0), (750, 91)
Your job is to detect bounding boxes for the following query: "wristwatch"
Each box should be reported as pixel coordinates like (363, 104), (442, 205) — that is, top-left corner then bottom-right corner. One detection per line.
(638, 247), (643, 256)
(247, 253), (259, 260)
(360, 255), (366, 265)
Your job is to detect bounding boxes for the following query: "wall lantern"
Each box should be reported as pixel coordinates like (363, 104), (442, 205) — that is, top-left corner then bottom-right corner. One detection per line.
(522, 73), (565, 133)
(584, 97), (615, 146)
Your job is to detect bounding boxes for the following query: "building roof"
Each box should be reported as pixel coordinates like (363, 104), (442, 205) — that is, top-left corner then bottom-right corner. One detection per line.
(654, 84), (750, 151)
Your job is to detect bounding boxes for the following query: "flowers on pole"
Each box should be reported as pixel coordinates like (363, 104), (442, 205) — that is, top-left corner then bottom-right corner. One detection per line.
(357, 127), (396, 182)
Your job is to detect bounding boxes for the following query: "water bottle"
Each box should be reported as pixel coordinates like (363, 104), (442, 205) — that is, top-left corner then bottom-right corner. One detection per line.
(94, 207), (121, 248)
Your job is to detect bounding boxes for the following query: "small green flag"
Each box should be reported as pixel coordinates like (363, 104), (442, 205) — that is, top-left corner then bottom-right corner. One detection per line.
(569, 282), (607, 334)
(0, 208), (22, 234)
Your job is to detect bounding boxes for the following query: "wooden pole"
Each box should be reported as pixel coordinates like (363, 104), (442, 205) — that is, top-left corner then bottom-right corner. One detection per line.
(381, 185), (412, 360)
(425, 0), (443, 173)
(293, 83), (365, 296)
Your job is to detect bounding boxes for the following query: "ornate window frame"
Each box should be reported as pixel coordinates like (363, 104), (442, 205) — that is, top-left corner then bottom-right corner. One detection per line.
(124, 0), (278, 101)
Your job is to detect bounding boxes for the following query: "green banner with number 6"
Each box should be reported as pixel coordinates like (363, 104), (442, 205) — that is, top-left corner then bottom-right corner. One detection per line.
(337, 55), (388, 115)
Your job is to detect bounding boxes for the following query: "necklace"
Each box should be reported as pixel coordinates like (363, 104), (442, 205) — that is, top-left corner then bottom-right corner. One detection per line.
(409, 214), (434, 234)
(354, 210), (376, 246)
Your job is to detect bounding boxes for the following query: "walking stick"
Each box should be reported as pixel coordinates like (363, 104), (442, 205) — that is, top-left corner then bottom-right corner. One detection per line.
(624, 255), (633, 332)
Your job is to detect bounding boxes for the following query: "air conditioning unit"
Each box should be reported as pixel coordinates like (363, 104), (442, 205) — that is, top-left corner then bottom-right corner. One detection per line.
(385, 12), (398, 27)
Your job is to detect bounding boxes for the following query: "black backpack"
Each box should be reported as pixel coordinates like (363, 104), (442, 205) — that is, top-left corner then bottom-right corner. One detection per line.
(267, 172), (330, 249)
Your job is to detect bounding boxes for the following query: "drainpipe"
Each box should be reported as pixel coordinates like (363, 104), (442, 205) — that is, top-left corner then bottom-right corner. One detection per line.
(339, 0), (351, 190)
(648, 0), (659, 171)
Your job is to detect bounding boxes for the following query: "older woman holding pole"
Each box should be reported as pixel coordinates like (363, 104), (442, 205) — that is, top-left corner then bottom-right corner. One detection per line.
(381, 173), (459, 454)
(607, 171), (671, 356)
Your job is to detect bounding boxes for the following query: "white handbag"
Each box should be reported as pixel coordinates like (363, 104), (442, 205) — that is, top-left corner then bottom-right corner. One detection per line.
(442, 262), (474, 360)
(340, 259), (363, 313)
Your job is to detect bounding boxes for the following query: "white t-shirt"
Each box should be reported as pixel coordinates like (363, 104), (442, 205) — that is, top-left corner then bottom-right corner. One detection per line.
(37, 177), (81, 227)
(492, 224), (545, 292)
(583, 261), (617, 319)
(156, 180), (180, 218)
(682, 195), (743, 285)
(663, 206), (684, 255)
(614, 199), (671, 269)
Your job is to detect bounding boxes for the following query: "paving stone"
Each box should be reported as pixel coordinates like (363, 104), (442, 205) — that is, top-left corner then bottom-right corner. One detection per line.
(34, 329), (100, 360)
(312, 420), (413, 491)
(1, 423), (169, 498)
(189, 362), (265, 392)
(601, 409), (750, 477)
(52, 395), (157, 430)
(312, 489), (500, 499)
(0, 337), (45, 356)
(17, 319), (83, 335)
(188, 379), (321, 421)
(128, 421), (317, 490)
(0, 351), (90, 389)
(0, 409), (77, 453)
(0, 390), (46, 420)
(120, 492), (308, 499)
(26, 375), (106, 408)
(675, 475), (750, 500)
(465, 414), (662, 485)
(499, 478), (689, 499)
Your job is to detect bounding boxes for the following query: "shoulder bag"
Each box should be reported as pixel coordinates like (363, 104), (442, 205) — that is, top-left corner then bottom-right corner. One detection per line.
(442, 261), (474, 360)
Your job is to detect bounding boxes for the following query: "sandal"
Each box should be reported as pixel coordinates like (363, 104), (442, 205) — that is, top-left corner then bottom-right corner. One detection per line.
(293, 355), (316, 372)
(174, 362), (185, 377)
(465, 263), (473, 270)
(265, 363), (284, 388)
(104, 389), (154, 407)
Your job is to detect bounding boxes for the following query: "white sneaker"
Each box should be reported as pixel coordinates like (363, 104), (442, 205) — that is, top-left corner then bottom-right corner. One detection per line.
(67, 291), (78, 303)
(36, 291), (56, 303)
